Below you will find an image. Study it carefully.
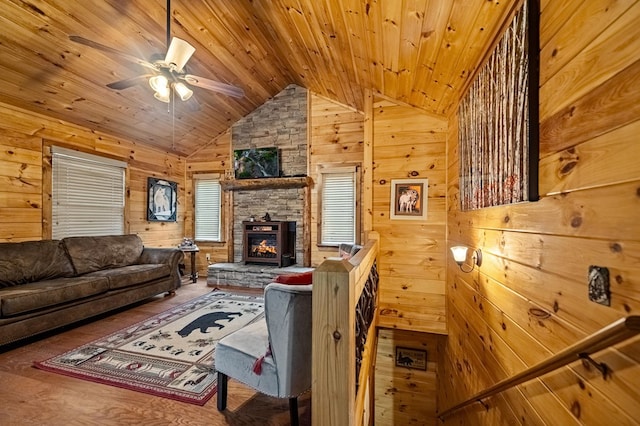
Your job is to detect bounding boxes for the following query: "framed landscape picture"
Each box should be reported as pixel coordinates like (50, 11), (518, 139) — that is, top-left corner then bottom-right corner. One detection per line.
(147, 177), (177, 222)
(458, 0), (539, 210)
(390, 179), (428, 220)
(233, 147), (279, 179)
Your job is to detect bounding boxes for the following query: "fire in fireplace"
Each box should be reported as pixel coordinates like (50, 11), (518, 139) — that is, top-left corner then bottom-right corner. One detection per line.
(250, 236), (278, 258)
(243, 221), (295, 267)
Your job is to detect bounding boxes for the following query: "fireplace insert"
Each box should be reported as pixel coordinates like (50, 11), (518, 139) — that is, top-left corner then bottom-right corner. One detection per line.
(242, 221), (295, 267)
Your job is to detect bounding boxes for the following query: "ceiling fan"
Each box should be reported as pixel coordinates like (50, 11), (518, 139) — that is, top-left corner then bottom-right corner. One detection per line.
(69, 0), (244, 104)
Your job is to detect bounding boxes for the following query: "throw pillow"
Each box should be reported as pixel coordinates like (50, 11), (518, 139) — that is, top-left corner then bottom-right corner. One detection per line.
(274, 270), (313, 285)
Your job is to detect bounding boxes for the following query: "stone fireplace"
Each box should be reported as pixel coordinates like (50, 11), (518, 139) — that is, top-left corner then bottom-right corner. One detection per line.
(230, 84), (307, 265)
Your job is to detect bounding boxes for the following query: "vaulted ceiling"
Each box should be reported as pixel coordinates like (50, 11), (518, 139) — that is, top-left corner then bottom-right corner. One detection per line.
(0, 0), (516, 156)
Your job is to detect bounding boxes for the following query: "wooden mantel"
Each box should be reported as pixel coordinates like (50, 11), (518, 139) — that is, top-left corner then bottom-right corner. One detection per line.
(220, 176), (313, 191)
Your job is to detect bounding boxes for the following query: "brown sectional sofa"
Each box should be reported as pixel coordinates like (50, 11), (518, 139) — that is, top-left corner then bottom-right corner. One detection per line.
(0, 234), (183, 346)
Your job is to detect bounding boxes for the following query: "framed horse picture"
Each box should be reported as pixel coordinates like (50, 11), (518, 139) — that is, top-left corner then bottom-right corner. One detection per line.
(390, 179), (428, 220)
(147, 177), (177, 222)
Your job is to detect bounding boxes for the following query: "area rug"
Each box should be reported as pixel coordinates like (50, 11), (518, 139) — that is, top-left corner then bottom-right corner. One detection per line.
(34, 290), (264, 405)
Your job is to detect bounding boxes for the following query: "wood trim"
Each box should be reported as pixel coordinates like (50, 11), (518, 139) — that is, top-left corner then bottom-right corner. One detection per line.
(303, 185), (311, 266)
(354, 309), (379, 425)
(41, 143), (51, 240)
(363, 89), (373, 235)
(220, 176), (312, 191)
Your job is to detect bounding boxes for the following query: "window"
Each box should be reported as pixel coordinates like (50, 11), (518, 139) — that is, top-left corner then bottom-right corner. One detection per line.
(319, 166), (358, 245)
(194, 175), (222, 241)
(52, 146), (126, 239)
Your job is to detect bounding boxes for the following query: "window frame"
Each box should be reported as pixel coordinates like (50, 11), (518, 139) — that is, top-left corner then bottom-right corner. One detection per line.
(51, 146), (127, 239)
(316, 164), (361, 247)
(194, 173), (223, 243)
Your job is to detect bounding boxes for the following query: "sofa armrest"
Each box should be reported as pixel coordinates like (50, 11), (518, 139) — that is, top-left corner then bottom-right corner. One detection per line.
(139, 247), (184, 289)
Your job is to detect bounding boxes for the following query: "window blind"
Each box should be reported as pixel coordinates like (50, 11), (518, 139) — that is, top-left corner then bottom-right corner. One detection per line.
(52, 147), (126, 239)
(195, 177), (222, 241)
(321, 171), (356, 245)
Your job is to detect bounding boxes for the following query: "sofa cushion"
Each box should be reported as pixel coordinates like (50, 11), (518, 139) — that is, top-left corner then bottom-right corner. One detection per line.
(0, 240), (75, 288)
(63, 235), (144, 275)
(0, 276), (109, 317)
(83, 264), (170, 290)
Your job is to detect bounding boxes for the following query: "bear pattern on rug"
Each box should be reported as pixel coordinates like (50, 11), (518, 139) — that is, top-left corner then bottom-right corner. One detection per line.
(176, 311), (243, 337)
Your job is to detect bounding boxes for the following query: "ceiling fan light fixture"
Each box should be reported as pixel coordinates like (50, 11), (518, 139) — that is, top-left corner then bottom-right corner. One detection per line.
(174, 82), (193, 101)
(153, 90), (171, 104)
(149, 75), (169, 92)
(165, 37), (196, 72)
(150, 74), (172, 103)
(69, 0), (244, 105)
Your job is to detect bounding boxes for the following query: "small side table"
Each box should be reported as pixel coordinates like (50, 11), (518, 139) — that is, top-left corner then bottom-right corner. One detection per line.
(179, 246), (200, 283)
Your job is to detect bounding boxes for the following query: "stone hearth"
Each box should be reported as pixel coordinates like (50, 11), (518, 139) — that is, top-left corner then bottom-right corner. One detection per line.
(207, 263), (313, 288)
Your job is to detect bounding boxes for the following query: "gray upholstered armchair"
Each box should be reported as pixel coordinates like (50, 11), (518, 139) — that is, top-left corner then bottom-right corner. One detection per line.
(215, 282), (313, 425)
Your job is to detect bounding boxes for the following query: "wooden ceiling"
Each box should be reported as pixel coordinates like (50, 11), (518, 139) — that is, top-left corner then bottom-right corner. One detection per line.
(0, 0), (516, 156)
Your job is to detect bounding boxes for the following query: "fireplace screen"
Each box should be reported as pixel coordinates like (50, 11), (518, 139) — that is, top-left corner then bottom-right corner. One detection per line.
(248, 234), (278, 259)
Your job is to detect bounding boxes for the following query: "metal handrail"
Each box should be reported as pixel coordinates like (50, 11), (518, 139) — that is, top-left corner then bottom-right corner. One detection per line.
(438, 315), (640, 420)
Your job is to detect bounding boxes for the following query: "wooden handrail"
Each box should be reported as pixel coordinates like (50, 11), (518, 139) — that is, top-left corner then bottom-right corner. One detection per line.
(438, 315), (640, 420)
(312, 233), (379, 426)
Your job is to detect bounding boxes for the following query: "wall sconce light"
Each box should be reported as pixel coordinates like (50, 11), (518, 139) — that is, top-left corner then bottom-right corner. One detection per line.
(450, 246), (482, 273)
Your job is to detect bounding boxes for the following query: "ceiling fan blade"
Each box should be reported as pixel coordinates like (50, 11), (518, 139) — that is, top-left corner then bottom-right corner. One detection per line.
(165, 37), (195, 72)
(185, 95), (201, 112)
(69, 35), (157, 71)
(182, 74), (245, 98)
(106, 74), (153, 90)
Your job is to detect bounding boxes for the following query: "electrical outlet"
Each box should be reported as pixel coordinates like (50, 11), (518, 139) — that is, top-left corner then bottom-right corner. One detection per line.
(205, 253), (211, 262)
(588, 265), (610, 306)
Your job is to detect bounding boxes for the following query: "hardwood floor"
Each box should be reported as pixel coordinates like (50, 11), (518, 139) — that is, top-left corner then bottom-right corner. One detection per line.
(0, 280), (311, 425)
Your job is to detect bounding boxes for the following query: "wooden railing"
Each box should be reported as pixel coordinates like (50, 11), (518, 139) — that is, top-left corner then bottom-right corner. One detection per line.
(312, 232), (380, 426)
(438, 315), (640, 420)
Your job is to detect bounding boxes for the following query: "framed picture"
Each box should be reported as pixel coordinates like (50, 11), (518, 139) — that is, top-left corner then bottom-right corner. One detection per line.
(390, 179), (428, 220)
(147, 177), (177, 222)
(458, 0), (539, 210)
(395, 346), (427, 370)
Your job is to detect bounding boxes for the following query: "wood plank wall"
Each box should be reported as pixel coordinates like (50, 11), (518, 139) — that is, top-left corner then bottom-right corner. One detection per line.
(369, 101), (448, 424)
(372, 101), (448, 335)
(0, 101), (185, 248)
(307, 93), (449, 423)
(184, 130), (233, 278)
(441, 1), (640, 424)
(375, 329), (442, 426)
(308, 93), (365, 266)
